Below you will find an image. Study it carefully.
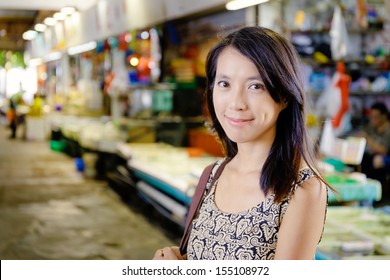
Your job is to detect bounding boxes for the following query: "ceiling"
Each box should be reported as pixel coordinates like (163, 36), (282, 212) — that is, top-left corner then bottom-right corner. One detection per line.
(0, 0), (98, 51)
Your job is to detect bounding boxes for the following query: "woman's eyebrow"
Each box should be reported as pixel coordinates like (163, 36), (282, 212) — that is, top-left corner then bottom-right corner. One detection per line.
(247, 76), (263, 81)
(215, 74), (230, 79)
(215, 74), (263, 81)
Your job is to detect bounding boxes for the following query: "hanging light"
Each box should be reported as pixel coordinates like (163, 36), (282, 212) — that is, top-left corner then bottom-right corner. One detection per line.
(43, 51), (62, 62)
(140, 31), (149, 40)
(61, 7), (76, 16)
(53, 12), (67, 21)
(129, 56), (139, 67)
(28, 58), (43, 67)
(22, 30), (38, 40)
(34, 23), (47, 32)
(226, 0), (270, 11)
(67, 41), (97, 55)
(44, 17), (57, 26)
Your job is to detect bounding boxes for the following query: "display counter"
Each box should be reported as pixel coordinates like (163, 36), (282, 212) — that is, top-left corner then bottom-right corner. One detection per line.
(119, 142), (382, 205)
(49, 114), (153, 154)
(117, 143), (219, 200)
(116, 143), (389, 259)
(326, 173), (382, 205)
(117, 142), (219, 226)
(316, 206), (390, 259)
(117, 143), (383, 227)
(49, 113), (206, 153)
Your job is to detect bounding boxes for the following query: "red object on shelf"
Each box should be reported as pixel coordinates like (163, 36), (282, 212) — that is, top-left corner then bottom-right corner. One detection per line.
(332, 61), (351, 128)
(188, 128), (224, 157)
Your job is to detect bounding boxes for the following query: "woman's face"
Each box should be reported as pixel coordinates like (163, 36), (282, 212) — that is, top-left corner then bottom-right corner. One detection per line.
(213, 47), (285, 145)
(369, 109), (386, 130)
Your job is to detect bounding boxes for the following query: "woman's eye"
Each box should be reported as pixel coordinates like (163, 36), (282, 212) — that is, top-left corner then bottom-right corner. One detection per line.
(249, 83), (266, 90)
(217, 81), (229, 88)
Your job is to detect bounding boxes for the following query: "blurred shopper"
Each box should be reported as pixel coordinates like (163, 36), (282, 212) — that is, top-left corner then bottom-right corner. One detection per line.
(6, 98), (17, 138)
(153, 26), (330, 260)
(7, 84), (27, 139)
(29, 93), (44, 117)
(357, 102), (390, 185)
(373, 154), (390, 201)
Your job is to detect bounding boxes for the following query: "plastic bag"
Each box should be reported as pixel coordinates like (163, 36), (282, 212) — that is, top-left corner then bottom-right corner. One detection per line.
(330, 6), (351, 60)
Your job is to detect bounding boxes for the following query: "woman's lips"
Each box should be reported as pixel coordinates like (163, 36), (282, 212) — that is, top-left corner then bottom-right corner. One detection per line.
(225, 116), (253, 127)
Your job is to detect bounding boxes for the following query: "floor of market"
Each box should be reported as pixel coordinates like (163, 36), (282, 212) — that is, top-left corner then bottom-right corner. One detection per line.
(0, 124), (180, 260)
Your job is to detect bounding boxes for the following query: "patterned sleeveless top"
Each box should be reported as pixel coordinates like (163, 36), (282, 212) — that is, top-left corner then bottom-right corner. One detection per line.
(187, 158), (318, 260)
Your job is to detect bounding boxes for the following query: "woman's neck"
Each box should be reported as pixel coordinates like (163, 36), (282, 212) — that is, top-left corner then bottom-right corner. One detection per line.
(231, 142), (272, 173)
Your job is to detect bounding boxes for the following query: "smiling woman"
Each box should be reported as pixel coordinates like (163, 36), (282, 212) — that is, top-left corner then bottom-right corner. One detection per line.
(153, 26), (332, 261)
(212, 47), (284, 145)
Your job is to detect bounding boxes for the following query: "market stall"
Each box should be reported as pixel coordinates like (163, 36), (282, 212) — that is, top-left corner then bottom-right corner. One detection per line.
(116, 142), (219, 226)
(316, 206), (390, 259)
(116, 142), (383, 228)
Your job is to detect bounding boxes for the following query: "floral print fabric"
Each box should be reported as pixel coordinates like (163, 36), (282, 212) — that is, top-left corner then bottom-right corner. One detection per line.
(187, 159), (315, 260)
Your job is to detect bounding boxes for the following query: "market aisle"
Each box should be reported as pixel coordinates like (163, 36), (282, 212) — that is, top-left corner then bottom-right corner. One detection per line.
(0, 125), (177, 260)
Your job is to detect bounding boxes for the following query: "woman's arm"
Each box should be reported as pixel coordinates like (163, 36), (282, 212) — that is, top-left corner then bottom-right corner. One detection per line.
(366, 136), (388, 155)
(274, 178), (327, 259)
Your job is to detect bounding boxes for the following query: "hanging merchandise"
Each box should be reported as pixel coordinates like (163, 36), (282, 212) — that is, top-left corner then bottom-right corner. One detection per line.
(0, 51), (6, 68)
(319, 118), (336, 160)
(118, 33), (129, 51)
(136, 32), (152, 84)
(149, 28), (162, 83)
(171, 58), (196, 88)
(331, 61), (351, 131)
(107, 49), (129, 119)
(96, 41), (105, 54)
(355, 0), (368, 29)
(109, 49), (128, 94)
(316, 61), (352, 137)
(330, 5), (351, 60)
(108, 36), (119, 49)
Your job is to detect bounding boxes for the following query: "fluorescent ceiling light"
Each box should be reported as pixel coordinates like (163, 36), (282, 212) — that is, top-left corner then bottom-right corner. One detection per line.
(61, 7), (76, 15)
(53, 12), (67, 21)
(22, 30), (38, 40)
(34, 23), (47, 32)
(44, 17), (57, 26)
(43, 51), (62, 62)
(67, 41), (97, 55)
(226, 0), (269, 10)
(28, 58), (43, 67)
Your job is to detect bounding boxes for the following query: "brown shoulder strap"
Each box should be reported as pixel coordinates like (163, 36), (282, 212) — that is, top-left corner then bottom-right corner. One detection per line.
(179, 158), (230, 256)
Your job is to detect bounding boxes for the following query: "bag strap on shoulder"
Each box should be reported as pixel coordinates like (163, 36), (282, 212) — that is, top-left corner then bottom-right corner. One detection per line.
(179, 158), (230, 256)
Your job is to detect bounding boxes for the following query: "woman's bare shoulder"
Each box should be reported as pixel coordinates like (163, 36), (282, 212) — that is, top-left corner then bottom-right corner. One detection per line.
(293, 176), (327, 207)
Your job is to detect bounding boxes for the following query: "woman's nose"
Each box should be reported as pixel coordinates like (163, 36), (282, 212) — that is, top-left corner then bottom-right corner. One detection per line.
(229, 90), (248, 111)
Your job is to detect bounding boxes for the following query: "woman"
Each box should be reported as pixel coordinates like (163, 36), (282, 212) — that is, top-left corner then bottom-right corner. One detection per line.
(153, 26), (329, 260)
(358, 102), (390, 185)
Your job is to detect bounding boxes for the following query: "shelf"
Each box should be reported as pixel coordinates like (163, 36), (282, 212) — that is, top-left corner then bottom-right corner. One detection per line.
(307, 90), (390, 97)
(290, 27), (384, 34)
(300, 57), (389, 67)
(349, 90), (390, 96)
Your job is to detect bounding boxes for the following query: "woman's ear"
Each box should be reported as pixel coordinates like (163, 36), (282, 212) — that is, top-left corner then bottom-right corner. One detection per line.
(281, 100), (288, 110)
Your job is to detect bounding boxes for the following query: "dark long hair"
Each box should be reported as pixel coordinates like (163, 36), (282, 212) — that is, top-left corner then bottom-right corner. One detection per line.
(205, 26), (324, 202)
